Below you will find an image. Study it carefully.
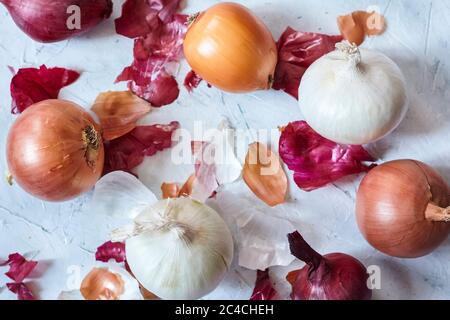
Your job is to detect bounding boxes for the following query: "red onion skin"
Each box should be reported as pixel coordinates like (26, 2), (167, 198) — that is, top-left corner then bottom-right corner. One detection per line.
(356, 160), (450, 258)
(0, 0), (113, 43)
(287, 253), (372, 300)
(288, 231), (372, 300)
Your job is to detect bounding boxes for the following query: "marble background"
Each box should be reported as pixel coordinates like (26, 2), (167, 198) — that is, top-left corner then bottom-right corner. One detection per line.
(1, 0), (449, 300)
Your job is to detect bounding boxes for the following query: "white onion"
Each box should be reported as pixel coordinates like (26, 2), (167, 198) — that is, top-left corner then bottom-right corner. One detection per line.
(299, 41), (408, 145)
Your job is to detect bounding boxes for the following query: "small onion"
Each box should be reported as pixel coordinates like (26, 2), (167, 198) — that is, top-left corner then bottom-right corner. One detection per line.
(356, 160), (450, 258)
(7, 100), (104, 202)
(0, 0), (113, 43)
(183, 2), (278, 93)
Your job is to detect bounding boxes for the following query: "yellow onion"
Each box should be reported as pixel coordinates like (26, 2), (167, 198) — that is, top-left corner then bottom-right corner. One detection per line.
(6, 100), (104, 201)
(183, 2), (278, 93)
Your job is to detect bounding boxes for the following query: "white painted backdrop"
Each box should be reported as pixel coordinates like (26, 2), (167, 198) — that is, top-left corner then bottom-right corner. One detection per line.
(1, 0), (449, 300)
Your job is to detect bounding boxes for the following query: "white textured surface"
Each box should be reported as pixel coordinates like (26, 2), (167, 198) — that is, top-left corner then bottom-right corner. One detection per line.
(1, 0), (450, 300)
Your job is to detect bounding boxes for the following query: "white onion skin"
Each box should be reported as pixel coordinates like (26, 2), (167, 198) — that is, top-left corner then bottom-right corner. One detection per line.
(356, 160), (450, 258)
(7, 100), (104, 202)
(299, 48), (408, 145)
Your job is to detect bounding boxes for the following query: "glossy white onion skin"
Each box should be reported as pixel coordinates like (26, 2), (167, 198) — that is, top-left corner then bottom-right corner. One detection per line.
(7, 100), (104, 202)
(299, 47), (408, 145)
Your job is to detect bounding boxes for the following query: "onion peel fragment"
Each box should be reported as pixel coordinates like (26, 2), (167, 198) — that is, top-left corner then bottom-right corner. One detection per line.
(115, 0), (187, 107)
(103, 121), (180, 175)
(161, 174), (196, 199)
(338, 11), (386, 46)
(250, 269), (277, 300)
(10, 65), (80, 114)
(243, 143), (287, 207)
(95, 241), (126, 263)
(279, 121), (376, 191)
(273, 27), (342, 99)
(92, 91), (152, 141)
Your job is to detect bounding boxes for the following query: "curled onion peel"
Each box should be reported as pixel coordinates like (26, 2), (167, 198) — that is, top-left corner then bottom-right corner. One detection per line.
(7, 100), (104, 201)
(356, 160), (450, 258)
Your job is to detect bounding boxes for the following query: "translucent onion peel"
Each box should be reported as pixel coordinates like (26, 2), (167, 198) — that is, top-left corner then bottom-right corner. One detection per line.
(91, 91), (152, 141)
(243, 142), (287, 207)
(338, 11), (386, 46)
(356, 160), (450, 258)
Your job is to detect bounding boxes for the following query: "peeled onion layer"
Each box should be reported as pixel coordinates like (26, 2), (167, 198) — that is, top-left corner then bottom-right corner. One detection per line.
(356, 160), (450, 258)
(7, 100), (104, 201)
(0, 0), (113, 43)
(183, 2), (278, 93)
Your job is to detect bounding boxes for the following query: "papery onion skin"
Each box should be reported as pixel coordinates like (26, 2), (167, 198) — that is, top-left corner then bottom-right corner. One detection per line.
(0, 0), (113, 43)
(7, 100), (104, 201)
(356, 160), (450, 258)
(183, 2), (278, 93)
(287, 231), (371, 300)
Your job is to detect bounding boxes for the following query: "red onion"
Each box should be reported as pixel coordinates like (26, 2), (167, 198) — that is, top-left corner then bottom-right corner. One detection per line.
(0, 0), (113, 43)
(287, 231), (372, 300)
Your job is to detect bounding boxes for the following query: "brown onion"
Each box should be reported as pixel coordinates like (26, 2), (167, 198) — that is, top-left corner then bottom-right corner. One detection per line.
(356, 160), (450, 258)
(7, 100), (104, 202)
(0, 0), (113, 43)
(183, 2), (278, 93)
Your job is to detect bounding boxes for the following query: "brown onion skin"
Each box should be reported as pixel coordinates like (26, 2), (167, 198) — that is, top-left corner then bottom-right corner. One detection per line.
(183, 2), (278, 93)
(7, 100), (104, 202)
(356, 160), (450, 258)
(0, 0), (113, 43)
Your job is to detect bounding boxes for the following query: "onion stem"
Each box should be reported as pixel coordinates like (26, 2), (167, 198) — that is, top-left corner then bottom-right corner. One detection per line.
(288, 232), (323, 271)
(82, 125), (100, 168)
(425, 202), (450, 222)
(187, 12), (200, 27)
